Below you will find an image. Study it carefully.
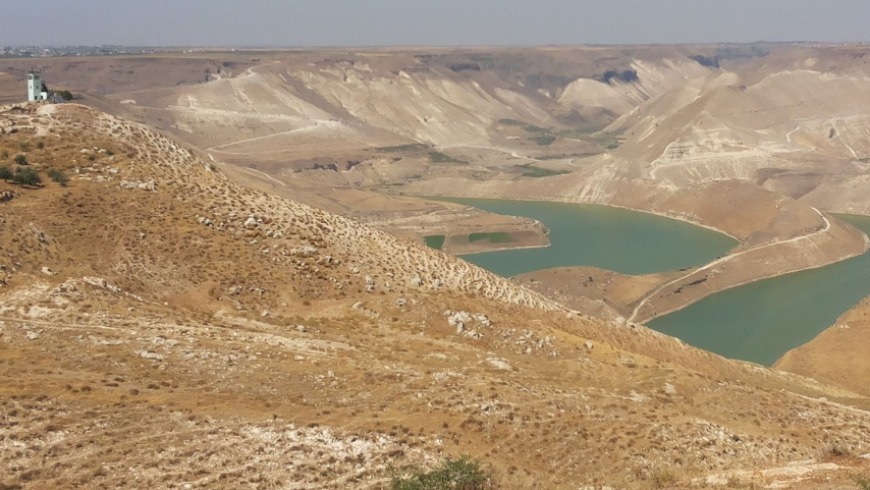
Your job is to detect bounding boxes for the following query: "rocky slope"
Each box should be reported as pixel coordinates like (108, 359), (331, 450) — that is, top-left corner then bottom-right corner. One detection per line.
(2, 103), (870, 488)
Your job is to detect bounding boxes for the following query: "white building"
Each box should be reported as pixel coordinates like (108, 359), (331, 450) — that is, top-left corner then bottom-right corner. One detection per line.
(27, 73), (48, 101)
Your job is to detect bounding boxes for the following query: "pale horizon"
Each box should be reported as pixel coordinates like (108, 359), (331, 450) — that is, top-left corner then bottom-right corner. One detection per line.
(1, 0), (869, 47)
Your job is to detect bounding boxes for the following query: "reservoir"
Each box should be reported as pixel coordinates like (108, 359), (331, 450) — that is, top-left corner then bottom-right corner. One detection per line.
(443, 198), (737, 276)
(648, 214), (870, 366)
(443, 198), (870, 366)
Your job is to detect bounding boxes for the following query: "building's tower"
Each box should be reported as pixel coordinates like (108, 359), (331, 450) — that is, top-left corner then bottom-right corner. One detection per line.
(27, 73), (46, 101)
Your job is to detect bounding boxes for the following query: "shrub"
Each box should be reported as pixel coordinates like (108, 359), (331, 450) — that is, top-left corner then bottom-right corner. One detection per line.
(1, 150), (7, 159)
(391, 456), (495, 490)
(47, 168), (69, 186)
(19, 142), (29, 151)
(13, 154), (27, 165)
(0, 165), (12, 180)
(520, 164), (569, 178)
(12, 167), (40, 186)
(856, 475), (870, 490)
(55, 90), (74, 101)
(530, 135), (556, 146)
(428, 151), (463, 164)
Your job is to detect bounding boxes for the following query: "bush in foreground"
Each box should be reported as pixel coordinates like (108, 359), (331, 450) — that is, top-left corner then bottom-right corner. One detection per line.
(47, 168), (69, 186)
(12, 167), (40, 186)
(391, 456), (496, 490)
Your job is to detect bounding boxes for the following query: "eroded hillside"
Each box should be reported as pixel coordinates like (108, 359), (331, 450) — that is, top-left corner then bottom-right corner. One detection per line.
(2, 103), (870, 489)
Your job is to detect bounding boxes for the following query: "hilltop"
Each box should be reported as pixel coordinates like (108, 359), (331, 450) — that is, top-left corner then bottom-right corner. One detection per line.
(1, 103), (870, 488)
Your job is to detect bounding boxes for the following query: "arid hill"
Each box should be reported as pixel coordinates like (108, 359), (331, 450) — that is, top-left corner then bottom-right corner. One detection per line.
(4, 45), (867, 320)
(2, 103), (870, 489)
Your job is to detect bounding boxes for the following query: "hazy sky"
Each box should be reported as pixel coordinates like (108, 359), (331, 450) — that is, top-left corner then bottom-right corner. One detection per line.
(2, 0), (869, 47)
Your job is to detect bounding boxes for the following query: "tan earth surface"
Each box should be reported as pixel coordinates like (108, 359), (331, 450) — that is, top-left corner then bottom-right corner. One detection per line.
(2, 42), (870, 488)
(0, 98), (869, 490)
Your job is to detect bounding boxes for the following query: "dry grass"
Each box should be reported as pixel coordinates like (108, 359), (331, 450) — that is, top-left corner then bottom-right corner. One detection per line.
(0, 103), (869, 489)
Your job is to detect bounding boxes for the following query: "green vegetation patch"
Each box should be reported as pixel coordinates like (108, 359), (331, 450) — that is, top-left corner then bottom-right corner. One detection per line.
(428, 151), (464, 164)
(529, 135), (556, 146)
(391, 456), (496, 490)
(376, 143), (429, 153)
(497, 118), (526, 126)
(424, 235), (446, 250)
(554, 127), (598, 138)
(468, 232), (514, 244)
(601, 139), (621, 150)
(11, 167), (41, 186)
(523, 124), (550, 134)
(47, 168), (69, 186)
(520, 164), (569, 178)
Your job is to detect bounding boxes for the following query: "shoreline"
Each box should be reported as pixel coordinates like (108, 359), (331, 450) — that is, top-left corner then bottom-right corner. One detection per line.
(419, 195), (870, 333)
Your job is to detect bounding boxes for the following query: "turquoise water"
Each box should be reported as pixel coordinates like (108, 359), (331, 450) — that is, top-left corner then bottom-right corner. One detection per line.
(441, 198), (870, 365)
(648, 214), (870, 365)
(444, 198), (737, 276)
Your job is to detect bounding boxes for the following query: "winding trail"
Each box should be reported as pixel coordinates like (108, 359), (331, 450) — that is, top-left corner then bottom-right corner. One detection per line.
(627, 208), (831, 324)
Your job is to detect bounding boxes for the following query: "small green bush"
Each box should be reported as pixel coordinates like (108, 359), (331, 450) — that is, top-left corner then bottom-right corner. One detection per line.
(1, 150), (8, 160)
(856, 475), (870, 490)
(13, 154), (27, 165)
(12, 167), (40, 186)
(602, 139), (621, 150)
(19, 142), (29, 151)
(428, 151), (463, 164)
(391, 456), (495, 490)
(0, 165), (12, 180)
(530, 135), (556, 146)
(47, 168), (69, 186)
(497, 118), (525, 126)
(520, 164), (569, 178)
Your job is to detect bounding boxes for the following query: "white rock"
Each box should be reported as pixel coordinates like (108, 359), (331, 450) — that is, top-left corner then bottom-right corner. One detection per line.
(26, 331), (40, 340)
(138, 351), (165, 361)
(486, 357), (512, 371)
